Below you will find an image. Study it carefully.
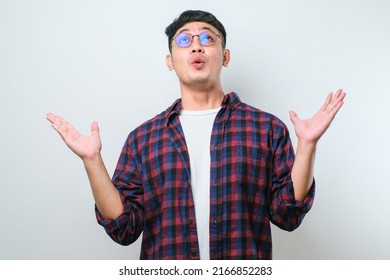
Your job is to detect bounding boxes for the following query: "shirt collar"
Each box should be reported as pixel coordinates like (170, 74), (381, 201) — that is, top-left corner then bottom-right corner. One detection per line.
(221, 92), (241, 110)
(165, 92), (241, 120)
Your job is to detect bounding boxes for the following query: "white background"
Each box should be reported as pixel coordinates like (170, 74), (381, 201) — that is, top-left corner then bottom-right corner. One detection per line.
(0, 0), (389, 259)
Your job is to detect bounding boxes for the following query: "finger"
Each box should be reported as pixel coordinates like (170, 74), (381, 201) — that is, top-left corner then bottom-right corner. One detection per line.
(47, 113), (65, 134)
(330, 99), (345, 115)
(46, 112), (56, 123)
(52, 115), (68, 133)
(52, 122), (69, 140)
(91, 121), (99, 137)
(66, 122), (81, 140)
(327, 89), (346, 114)
(324, 97), (345, 123)
(335, 88), (343, 97)
(47, 113), (66, 129)
(317, 92), (332, 113)
(49, 114), (80, 141)
(332, 89), (344, 103)
(289, 110), (300, 125)
(47, 113), (67, 131)
(336, 89), (346, 102)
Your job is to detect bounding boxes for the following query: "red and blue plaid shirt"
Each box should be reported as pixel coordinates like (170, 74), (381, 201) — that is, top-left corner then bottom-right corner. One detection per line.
(96, 92), (315, 259)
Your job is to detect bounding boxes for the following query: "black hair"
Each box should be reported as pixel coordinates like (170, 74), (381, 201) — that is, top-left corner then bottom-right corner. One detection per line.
(165, 10), (227, 52)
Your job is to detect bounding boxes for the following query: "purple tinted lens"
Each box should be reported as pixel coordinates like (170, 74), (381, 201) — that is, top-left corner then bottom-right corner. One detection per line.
(175, 33), (191, 47)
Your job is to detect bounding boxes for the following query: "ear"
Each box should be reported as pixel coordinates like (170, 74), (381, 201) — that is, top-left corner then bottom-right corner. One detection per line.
(222, 49), (230, 67)
(166, 54), (174, 71)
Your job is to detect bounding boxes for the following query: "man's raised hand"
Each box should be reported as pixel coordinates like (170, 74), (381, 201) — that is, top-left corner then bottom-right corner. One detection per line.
(289, 89), (346, 145)
(46, 113), (102, 160)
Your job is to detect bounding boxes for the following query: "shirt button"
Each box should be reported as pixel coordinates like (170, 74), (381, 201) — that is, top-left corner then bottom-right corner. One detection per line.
(192, 252), (198, 258)
(189, 219), (194, 224)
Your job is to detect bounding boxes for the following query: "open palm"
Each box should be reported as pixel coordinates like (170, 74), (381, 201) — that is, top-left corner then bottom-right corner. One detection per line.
(46, 113), (102, 160)
(289, 89), (346, 144)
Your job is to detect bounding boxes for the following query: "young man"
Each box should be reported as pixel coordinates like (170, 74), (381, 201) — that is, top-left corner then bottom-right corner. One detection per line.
(47, 10), (346, 259)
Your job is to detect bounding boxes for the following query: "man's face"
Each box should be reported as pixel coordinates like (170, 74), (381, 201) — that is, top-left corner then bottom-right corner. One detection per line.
(166, 21), (230, 89)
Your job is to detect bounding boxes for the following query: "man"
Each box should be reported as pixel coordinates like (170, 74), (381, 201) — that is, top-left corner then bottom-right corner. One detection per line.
(47, 10), (346, 259)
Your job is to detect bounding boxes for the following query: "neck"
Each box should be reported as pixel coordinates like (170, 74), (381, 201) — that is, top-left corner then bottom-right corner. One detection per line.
(180, 84), (224, 111)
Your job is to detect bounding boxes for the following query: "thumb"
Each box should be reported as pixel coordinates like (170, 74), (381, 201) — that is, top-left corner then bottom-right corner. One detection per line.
(289, 110), (299, 125)
(91, 121), (100, 136)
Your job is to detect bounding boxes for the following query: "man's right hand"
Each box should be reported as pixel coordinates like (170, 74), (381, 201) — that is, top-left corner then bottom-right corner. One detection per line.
(46, 112), (123, 220)
(46, 112), (102, 161)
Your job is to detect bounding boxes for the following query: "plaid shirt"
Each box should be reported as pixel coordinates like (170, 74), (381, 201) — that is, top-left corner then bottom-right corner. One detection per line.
(96, 92), (315, 259)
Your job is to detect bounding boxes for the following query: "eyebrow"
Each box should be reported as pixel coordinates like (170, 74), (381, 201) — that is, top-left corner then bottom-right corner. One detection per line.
(177, 26), (214, 34)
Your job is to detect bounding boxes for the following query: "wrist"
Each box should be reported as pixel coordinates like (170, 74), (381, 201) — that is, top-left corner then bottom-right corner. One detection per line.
(82, 152), (103, 166)
(296, 139), (317, 155)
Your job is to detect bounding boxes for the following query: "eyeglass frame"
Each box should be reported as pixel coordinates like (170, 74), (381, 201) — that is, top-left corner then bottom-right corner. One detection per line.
(172, 30), (222, 48)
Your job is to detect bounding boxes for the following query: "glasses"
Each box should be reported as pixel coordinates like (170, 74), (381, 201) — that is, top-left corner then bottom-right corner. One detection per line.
(173, 30), (221, 48)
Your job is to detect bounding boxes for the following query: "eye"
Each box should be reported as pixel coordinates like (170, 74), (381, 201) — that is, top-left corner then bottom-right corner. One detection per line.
(179, 36), (189, 43)
(175, 34), (191, 46)
(200, 32), (215, 45)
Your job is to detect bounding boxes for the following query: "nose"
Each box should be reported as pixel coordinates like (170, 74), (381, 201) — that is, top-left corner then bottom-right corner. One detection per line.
(191, 36), (204, 53)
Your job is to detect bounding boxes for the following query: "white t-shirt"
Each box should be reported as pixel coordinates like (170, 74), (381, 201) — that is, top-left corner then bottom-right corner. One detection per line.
(179, 107), (220, 260)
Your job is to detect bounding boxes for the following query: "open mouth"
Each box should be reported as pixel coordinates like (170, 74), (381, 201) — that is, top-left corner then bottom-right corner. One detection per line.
(193, 58), (203, 64)
(191, 57), (205, 68)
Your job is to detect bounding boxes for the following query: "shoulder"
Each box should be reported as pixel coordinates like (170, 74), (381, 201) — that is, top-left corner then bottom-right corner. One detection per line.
(226, 92), (285, 126)
(235, 99), (287, 130)
(124, 100), (178, 147)
(128, 109), (168, 140)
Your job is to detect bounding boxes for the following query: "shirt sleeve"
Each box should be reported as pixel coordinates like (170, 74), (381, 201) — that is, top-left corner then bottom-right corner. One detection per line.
(268, 120), (315, 231)
(95, 133), (144, 245)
